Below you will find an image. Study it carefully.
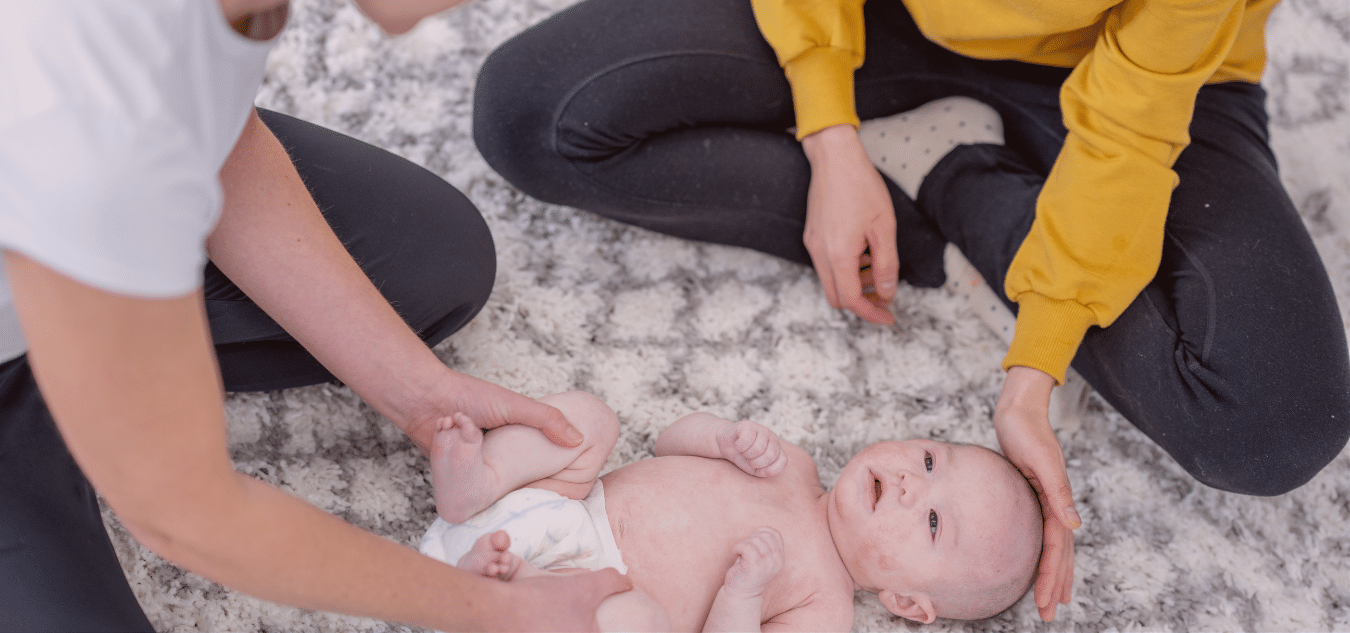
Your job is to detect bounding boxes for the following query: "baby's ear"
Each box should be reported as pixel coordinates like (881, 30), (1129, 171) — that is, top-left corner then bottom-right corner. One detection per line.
(878, 590), (937, 624)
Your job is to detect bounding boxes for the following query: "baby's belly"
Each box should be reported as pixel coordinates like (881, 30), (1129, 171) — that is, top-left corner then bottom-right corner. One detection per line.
(599, 457), (817, 632)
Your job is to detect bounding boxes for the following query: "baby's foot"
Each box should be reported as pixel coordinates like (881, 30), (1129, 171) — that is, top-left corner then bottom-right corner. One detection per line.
(457, 530), (523, 581)
(431, 412), (497, 523)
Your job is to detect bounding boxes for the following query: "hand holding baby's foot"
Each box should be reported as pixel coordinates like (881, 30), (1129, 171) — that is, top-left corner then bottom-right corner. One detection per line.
(431, 412), (497, 523)
(457, 530), (523, 581)
(722, 527), (784, 599)
(716, 420), (788, 477)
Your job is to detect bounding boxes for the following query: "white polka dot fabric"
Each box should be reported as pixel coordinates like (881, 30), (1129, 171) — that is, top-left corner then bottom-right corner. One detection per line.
(858, 96), (1004, 199)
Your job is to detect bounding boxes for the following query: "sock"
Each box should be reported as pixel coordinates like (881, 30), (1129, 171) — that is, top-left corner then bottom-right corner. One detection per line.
(858, 96), (1004, 199)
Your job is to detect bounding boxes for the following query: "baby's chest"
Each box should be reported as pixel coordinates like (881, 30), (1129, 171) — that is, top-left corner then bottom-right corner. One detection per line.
(610, 488), (830, 629)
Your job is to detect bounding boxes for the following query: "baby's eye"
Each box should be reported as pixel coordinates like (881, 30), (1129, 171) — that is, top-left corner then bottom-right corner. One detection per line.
(929, 510), (939, 538)
(924, 452), (933, 473)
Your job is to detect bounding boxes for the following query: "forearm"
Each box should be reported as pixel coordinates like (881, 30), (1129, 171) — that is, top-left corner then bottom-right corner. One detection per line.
(6, 255), (502, 630)
(209, 110), (449, 429)
(134, 473), (501, 631)
(703, 585), (765, 633)
(1003, 0), (1244, 384)
(996, 366), (1056, 418)
(654, 412), (732, 458)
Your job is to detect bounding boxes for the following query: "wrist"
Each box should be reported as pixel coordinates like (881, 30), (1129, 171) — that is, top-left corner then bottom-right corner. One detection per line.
(717, 581), (765, 603)
(996, 366), (1056, 419)
(800, 123), (862, 165)
(449, 575), (512, 632)
(710, 417), (744, 456)
(362, 355), (463, 435)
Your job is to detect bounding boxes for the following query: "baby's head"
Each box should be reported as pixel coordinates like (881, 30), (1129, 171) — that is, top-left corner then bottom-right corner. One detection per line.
(826, 439), (1042, 623)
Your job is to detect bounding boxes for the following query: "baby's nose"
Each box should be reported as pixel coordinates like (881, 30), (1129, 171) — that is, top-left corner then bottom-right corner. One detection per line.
(898, 472), (925, 504)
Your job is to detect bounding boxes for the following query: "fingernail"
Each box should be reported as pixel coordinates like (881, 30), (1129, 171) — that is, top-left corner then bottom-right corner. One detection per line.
(565, 426), (584, 446)
(1065, 505), (1082, 528)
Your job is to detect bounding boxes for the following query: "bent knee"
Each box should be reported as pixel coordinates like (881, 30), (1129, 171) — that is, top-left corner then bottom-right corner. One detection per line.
(380, 182), (496, 345)
(1172, 409), (1350, 496)
(538, 391), (621, 458)
(472, 41), (566, 191)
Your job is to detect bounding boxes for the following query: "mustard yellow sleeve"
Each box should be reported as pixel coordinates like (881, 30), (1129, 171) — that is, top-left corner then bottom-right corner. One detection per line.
(750, 0), (866, 139)
(1002, 0), (1248, 384)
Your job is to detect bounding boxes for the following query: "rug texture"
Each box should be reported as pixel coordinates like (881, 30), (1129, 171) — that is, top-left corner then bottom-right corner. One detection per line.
(106, 0), (1350, 630)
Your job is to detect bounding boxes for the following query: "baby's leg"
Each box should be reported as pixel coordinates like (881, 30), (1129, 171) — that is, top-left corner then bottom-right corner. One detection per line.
(459, 531), (669, 632)
(431, 391), (620, 522)
(456, 530), (525, 581)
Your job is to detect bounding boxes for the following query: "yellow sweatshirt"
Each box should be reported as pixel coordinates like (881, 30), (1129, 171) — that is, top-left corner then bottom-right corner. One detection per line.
(752, 0), (1278, 384)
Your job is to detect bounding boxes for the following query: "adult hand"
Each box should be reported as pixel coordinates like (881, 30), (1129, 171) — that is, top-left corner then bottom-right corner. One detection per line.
(800, 124), (899, 325)
(994, 366), (1080, 621)
(208, 111), (584, 457)
(400, 370), (581, 455)
(497, 568), (633, 632)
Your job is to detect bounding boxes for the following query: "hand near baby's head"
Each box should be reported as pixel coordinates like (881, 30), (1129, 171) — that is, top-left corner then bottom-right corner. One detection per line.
(829, 439), (1042, 623)
(716, 419), (789, 477)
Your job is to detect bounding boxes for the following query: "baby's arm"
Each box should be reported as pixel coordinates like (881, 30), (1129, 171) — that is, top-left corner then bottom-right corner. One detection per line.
(703, 527), (784, 632)
(431, 391), (619, 523)
(654, 413), (788, 477)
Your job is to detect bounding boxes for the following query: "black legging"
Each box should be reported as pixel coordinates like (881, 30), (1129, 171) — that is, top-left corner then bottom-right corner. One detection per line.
(473, 0), (1350, 496)
(0, 109), (495, 632)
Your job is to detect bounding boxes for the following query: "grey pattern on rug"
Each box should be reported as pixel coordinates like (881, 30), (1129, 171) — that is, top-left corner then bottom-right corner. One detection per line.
(106, 0), (1350, 630)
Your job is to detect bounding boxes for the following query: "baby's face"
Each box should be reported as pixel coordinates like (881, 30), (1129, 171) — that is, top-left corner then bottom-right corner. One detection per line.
(827, 439), (1038, 608)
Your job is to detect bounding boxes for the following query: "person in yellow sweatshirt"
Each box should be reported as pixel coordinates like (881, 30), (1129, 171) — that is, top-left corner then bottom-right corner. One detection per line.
(471, 0), (1350, 622)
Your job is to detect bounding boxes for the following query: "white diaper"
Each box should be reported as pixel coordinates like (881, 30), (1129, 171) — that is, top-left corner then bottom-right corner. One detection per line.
(419, 481), (627, 574)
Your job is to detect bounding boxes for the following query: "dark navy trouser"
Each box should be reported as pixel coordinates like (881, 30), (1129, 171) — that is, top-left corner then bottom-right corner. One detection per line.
(473, 0), (1350, 497)
(0, 109), (496, 631)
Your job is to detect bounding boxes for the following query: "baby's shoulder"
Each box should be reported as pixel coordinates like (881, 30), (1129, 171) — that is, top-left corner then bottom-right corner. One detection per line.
(764, 576), (856, 632)
(761, 508), (855, 631)
(780, 442), (826, 488)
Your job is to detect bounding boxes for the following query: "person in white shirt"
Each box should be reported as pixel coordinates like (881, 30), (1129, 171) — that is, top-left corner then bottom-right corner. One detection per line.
(0, 1), (629, 630)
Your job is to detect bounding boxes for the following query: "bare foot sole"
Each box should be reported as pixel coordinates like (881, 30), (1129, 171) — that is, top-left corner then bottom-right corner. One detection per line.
(456, 530), (523, 581)
(431, 412), (497, 523)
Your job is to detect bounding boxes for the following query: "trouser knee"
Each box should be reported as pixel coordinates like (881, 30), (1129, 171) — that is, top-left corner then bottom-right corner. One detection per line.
(1167, 408), (1350, 496)
(472, 32), (564, 197)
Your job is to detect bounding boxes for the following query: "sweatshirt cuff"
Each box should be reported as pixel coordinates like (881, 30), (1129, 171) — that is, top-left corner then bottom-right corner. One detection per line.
(784, 47), (861, 140)
(1002, 293), (1098, 385)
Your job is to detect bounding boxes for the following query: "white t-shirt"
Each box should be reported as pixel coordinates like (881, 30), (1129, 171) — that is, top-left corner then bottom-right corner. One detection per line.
(0, 0), (278, 362)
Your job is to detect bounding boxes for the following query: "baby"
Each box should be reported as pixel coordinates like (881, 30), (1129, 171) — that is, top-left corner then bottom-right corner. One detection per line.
(420, 392), (1043, 631)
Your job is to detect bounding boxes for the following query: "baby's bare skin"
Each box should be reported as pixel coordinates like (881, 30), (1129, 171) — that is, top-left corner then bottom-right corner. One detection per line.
(429, 393), (854, 631)
(600, 448), (856, 631)
(428, 391), (1041, 631)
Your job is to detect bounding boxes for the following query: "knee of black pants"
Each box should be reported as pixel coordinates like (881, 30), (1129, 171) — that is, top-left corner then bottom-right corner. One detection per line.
(1165, 400), (1350, 497)
(1089, 315), (1350, 497)
(472, 30), (570, 204)
(473, 0), (791, 212)
(256, 107), (497, 338)
(393, 180), (497, 348)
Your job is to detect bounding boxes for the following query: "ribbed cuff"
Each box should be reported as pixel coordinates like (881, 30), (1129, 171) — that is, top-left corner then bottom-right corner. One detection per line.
(1002, 293), (1097, 385)
(784, 47), (860, 140)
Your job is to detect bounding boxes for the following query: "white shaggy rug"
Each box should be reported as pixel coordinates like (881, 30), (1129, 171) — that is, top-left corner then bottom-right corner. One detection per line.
(106, 0), (1350, 630)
